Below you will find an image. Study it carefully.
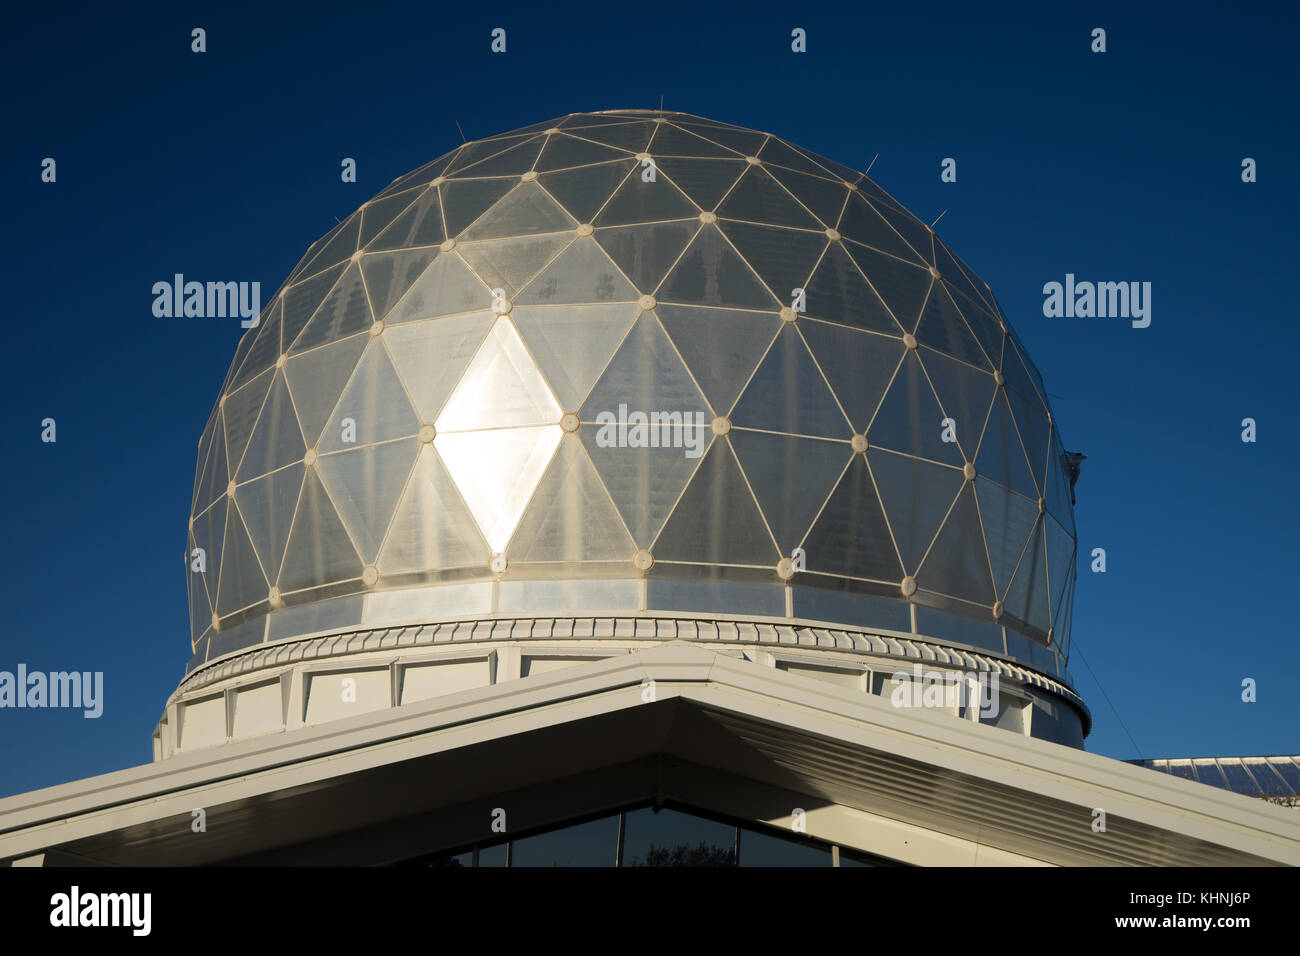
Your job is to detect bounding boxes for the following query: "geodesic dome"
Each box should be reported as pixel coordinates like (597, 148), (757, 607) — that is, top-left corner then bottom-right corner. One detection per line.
(186, 110), (1077, 680)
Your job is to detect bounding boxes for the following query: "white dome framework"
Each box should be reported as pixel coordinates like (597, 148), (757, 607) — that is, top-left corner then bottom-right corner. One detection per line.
(180, 110), (1084, 751)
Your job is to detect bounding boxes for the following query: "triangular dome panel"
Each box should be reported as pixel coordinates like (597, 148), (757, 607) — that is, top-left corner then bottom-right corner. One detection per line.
(802, 455), (903, 582)
(506, 436), (634, 562)
(916, 482), (994, 607)
(511, 303), (639, 412)
(869, 449), (965, 574)
(655, 304), (780, 417)
(658, 226), (779, 310)
(652, 438), (780, 566)
(731, 325), (851, 439)
(730, 430), (851, 555)
(378, 445), (490, 574)
(317, 439), (420, 565)
(278, 467), (363, 593)
(320, 341), (420, 451)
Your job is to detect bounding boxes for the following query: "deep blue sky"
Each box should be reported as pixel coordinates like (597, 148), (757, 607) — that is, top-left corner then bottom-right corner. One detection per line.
(2, 1), (1296, 798)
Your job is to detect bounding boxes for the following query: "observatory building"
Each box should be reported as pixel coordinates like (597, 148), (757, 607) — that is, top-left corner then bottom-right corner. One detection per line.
(2, 112), (1297, 866)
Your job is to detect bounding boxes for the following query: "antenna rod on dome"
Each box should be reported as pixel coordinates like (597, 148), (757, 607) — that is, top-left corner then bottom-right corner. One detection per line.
(865, 153), (879, 175)
(660, 94), (664, 110)
(454, 119), (467, 143)
(1063, 451), (1087, 506)
(930, 210), (947, 227)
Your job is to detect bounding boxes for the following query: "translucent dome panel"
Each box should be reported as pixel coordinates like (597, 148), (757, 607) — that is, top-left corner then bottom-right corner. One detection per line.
(188, 111), (1076, 674)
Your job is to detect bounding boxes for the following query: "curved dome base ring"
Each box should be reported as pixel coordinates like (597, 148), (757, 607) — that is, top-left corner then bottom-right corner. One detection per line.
(154, 611), (1089, 761)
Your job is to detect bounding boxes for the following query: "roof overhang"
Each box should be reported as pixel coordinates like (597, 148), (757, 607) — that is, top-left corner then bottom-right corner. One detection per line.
(2, 643), (1295, 866)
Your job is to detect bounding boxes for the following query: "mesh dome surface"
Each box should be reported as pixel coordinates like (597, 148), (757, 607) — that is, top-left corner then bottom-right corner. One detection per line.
(187, 110), (1077, 677)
